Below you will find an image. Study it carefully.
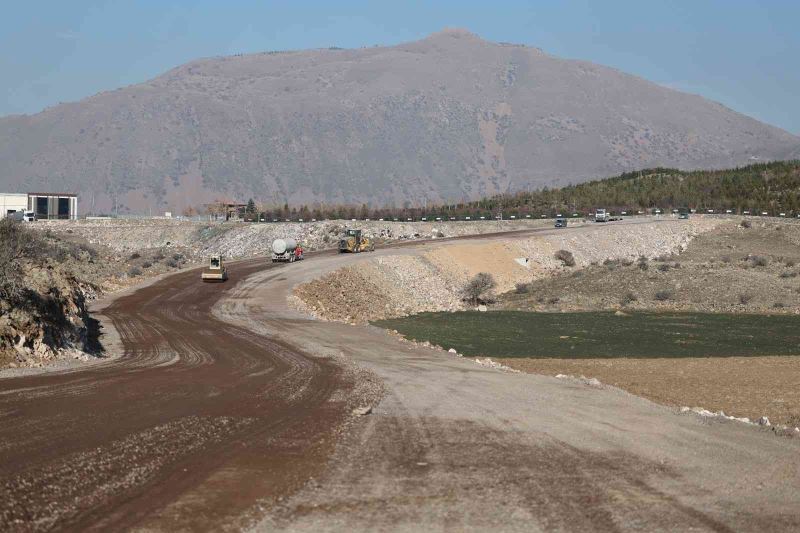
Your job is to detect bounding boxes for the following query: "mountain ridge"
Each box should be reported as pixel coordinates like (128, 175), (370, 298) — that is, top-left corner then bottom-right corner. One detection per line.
(1, 29), (798, 213)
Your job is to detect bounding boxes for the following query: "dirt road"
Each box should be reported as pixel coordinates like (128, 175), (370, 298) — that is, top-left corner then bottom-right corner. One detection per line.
(1, 221), (799, 531)
(0, 257), (361, 531)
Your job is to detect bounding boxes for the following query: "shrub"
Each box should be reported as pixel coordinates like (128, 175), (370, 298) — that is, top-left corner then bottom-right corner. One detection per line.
(773, 302), (786, 309)
(749, 255), (768, 267)
(637, 256), (649, 271)
(141, 261), (153, 269)
(129, 252), (141, 260)
(621, 292), (638, 305)
(654, 289), (673, 301)
(166, 258), (179, 268)
(547, 297), (560, 304)
(0, 219), (43, 299)
(152, 251), (165, 261)
(128, 266), (142, 277)
(786, 259), (796, 267)
(555, 249), (575, 267)
(740, 219), (751, 228)
(621, 259), (633, 266)
(657, 263), (671, 272)
(780, 271), (797, 279)
(514, 282), (530, 294)
(721, 255), (732, 263)
(739, 293), (753, 305)
(461, 272), (496, 305)
(172, 253), (184, 261)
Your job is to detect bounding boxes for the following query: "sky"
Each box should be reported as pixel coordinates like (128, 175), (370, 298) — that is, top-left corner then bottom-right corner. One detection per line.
(2, 0), (799, 134)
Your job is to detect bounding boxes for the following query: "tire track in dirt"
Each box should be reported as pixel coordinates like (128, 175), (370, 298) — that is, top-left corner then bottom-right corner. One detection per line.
(0, 258), (354, 531)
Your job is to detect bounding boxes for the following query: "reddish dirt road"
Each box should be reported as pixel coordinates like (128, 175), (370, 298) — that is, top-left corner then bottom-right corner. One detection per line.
(0, 258), (355, 532)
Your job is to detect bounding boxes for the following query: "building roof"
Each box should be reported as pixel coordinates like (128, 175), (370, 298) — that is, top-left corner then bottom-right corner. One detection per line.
(27, 192), (78, 197)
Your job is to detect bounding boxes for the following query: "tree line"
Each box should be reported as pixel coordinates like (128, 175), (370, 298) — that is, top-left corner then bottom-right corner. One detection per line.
(200, 160), (800, 221)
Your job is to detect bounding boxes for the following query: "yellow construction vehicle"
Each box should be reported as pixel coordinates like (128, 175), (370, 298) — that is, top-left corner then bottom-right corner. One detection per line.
(201, 253), (228, 282)
(338, 228), (375, 253)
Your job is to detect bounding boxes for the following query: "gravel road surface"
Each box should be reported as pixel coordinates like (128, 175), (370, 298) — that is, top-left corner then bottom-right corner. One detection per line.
(1, 221), (798, 531)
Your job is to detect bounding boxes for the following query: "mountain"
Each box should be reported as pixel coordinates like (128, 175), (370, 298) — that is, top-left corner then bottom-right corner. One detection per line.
(1, 28), (798, 214)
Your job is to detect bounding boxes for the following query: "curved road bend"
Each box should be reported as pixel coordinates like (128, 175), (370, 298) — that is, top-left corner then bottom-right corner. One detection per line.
(2, 220), (798, 531)
(0, 223), (576, 531)
(0, 257), (354, 531)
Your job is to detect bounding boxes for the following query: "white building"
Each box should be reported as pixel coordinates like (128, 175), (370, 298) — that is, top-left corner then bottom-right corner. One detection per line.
(0, 192), (78, 220)
(0, 193), (28, 218)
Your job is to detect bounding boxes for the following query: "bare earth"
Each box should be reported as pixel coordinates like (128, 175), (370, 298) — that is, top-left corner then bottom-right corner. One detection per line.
(497, 357), (800, 426)
(1, 222), (798, 531)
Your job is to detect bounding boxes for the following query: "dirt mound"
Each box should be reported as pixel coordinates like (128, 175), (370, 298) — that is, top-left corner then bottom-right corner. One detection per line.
(0, 221), (102, 368)
(294, 266), (392, 324)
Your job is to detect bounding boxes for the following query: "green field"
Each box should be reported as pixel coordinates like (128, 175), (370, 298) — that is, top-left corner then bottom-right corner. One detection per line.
(374, 311), (800, 358)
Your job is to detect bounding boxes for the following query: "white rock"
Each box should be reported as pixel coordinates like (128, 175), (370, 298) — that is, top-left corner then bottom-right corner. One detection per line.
(448, 348), (457, 354)
(757, 416), (771, 426)
(477, 305), (488, 312)
(352, 406), (372, 416)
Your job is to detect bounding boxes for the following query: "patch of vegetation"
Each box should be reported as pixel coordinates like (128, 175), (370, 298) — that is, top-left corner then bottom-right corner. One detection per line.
(128, 266), (142, 277)
(374, 310), (800, 358)
(461, 272), (496, 305)
(555, 249), (575, 267)
(748, 255), (769, 267)
(739, 293), (754, 305)
(621, 292), (638, 305)
(654, 289), (674, 301)
(740, 219), (752, 229)
(0, 219), (42, 300)
(637, 256), (649, 271)
(514, 282), (530, 294)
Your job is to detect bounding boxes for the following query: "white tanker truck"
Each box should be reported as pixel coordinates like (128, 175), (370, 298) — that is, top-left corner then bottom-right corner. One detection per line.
(271, 238), (304, 263)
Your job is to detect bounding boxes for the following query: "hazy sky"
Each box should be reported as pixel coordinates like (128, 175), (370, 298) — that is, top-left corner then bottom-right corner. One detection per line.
(2, 0), (799, 134)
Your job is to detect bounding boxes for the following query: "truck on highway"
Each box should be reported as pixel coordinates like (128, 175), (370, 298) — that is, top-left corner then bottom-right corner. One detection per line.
(271, 238), (304, 262)
(595, 208), (608, 222)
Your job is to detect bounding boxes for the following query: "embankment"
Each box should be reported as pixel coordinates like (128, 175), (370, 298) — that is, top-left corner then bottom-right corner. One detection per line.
(293, 219), (723, 323)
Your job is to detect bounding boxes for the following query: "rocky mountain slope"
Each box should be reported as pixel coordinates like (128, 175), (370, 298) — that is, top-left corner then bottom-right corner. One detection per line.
(1, 28), (798, 213)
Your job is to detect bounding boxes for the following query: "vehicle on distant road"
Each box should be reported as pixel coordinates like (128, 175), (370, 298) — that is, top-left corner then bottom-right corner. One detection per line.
(595, 208), (608, 222)
(554, 218), (567, 228)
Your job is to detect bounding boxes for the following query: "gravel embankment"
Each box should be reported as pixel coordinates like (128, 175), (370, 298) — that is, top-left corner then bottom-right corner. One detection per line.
(35, 218), (554, 259)
(294, 219), (723, 323)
